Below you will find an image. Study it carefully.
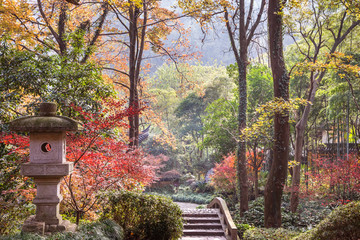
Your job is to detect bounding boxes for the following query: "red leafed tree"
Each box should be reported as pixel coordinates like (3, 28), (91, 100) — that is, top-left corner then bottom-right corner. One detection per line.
(211, 151), (265, 198)
(1, 98), (163, 224)
(301, 154), (360, 203)
(63, 98), (162, 224)
(210, 153), (237, 194)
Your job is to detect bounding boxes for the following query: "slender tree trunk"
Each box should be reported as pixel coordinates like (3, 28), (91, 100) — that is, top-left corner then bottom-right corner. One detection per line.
(58, 1), (68, 55)
(224, 0), (265, 215)
(236, 0), (249, 214)
(128, 4), (139, 148)
(253, 146), (259, 199)
(264, 0), (290, 228)
(237, 59), (249, 214)
(290, 73), (318, 212)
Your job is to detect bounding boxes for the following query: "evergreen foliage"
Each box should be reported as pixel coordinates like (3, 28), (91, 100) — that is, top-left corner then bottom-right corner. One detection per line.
(105, 191), (183, 240)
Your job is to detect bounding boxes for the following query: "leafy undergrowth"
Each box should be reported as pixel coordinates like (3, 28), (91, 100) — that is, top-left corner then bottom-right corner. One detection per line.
(147, 186), (215, 204)
(233, 196), (331, 232)
(293, 201), (360, 240)
(243, 228), (300, 240)
(0, 219), (123, 240)
(168, 192), (214, 204)
(241, 201), (360, 240)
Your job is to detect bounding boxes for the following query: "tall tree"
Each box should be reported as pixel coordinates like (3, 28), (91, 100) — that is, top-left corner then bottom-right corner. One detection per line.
(264, 0), (290, 228)
(107, 0), (193, 148)
(286, 0), (360, 213)
(179, 0), (266, 215)
(226, 0), (266, 214)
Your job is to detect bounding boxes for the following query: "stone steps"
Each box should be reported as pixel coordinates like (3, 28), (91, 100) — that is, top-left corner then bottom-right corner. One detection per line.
(184, 223), (223, 229)
(183, 229), (225, 236)
(183, 217), (222, 224)
(182, 209), (225, 239)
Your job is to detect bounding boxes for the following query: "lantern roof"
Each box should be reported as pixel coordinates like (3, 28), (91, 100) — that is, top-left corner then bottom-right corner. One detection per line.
(9, 103), (83, 132)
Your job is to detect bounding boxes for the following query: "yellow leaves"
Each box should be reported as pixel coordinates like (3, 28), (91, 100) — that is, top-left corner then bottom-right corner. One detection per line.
(288, 160), (300, 168)
(256, 97), (309, 118)
(178, 0), (231, 25)
(241, 98), (309, 141)
(292, 52), (360, 80)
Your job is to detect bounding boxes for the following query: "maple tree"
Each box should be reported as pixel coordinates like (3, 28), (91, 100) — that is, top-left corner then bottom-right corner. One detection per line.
(292, 153), (360, 206)
(0, 99), (164, 225)
(0, 0), (194, 148)
(0, 0), (109, 60)
(210, 153), (237, 194)
(0, 133), (34, 234)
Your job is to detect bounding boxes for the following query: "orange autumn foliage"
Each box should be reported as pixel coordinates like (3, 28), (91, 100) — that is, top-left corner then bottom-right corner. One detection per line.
(210, 153), (236, 193)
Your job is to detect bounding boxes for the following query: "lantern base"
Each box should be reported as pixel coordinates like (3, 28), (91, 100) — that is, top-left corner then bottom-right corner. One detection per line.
(22, 215), (77, 235)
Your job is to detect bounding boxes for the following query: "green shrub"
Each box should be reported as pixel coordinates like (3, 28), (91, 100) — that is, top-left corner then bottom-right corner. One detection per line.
(0, 148), (35, 235)
(293, 201), (360, 240)
(243, 227), (300, 240)
(0, 219), (123, 240)
(236, 223), (254, 239)
(105, 191), (183, 240)
(151, 192), (214, 204)
(190, 181), (215, 193)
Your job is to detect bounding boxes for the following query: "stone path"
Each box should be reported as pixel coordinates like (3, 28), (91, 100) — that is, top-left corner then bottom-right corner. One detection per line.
(175, 202), (201, 210)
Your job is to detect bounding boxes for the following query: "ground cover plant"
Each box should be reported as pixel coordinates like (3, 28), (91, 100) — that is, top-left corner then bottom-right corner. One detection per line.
(293, 201), (360, 240)
(233, 196), (332, 232)
(147, 184), (215, 204)
(0, 219), (123, 240)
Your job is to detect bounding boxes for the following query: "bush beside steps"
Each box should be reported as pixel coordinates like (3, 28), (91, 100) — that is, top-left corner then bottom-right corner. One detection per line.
(105, 190), (183, 240)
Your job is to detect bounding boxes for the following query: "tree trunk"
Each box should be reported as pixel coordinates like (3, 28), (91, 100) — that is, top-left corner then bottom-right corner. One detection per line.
(128, 4), (139, 148)
(290, 73), (318, 212)
(253, 145), (259, 199)
(264, 0), (290, 228)
(236, 0), (249, 214)
(224, 0), (265, 215)
(58, 1), (68, 55)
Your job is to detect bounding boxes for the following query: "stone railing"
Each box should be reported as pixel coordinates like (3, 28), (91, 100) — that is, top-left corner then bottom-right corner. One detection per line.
(207, 197), (239, 240)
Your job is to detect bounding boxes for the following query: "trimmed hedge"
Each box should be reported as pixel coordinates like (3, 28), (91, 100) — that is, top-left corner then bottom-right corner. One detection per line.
(293, 201), (360, 240)
(106, 191), (183, 240)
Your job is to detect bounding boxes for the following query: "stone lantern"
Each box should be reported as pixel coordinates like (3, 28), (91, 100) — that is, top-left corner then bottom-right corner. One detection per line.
(9, 102), (82, 234)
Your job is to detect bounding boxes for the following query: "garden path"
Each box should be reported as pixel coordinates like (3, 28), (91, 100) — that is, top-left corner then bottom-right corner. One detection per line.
(175, 202), (200, 210)
(176, 202), (227, 240)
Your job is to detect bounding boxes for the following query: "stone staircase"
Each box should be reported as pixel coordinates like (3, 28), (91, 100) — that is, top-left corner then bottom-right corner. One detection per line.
(181, 208), (226, 240)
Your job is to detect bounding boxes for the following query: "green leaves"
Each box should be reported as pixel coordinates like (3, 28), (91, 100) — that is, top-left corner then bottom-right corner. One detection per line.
(241, 98), (308, 143)
(106, 191), (183, 240)
(0, 40), (114, 122)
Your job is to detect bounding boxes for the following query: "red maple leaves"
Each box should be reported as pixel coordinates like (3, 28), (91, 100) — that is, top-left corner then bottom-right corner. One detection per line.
(1, 98), (163, 222)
